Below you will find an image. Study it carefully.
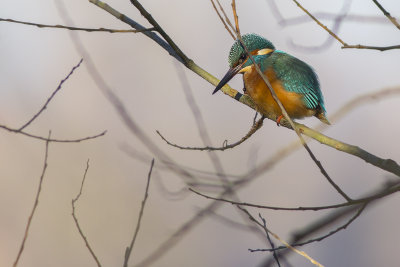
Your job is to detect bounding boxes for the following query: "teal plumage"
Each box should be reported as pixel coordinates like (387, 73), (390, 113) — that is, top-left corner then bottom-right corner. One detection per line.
(260, 50), (326, 112)
(214, 33), (330, 124)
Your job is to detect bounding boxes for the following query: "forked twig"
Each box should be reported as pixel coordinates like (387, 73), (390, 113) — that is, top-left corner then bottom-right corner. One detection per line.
(251, 203), (367, 253)
(72, 160), (102, 267)
(238, 206), (324, 267)
(291, 0), (400, 51)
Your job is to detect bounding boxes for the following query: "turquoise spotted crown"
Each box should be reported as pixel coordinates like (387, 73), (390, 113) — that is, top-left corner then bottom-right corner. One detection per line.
(228, 33), (275, 67)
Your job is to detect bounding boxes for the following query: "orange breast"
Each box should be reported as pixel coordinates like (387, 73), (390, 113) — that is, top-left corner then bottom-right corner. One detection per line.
(243, 67), (316, 119)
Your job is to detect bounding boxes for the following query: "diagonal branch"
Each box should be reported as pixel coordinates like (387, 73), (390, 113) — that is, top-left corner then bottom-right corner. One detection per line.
(19, 58), (83, 131)
(291, 0), (400, 51)
(238, 206), (324, 267)
(129, 0), (190, 65)
(372, 0), (400, 30)
(0, 18), (153, 33)
(124, 159), (155, 267)
(0, 124), (106, 143)
(210, 0), (235, 39)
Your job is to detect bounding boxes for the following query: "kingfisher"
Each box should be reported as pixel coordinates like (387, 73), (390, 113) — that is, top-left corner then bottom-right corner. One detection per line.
(213, 33), (330, 125)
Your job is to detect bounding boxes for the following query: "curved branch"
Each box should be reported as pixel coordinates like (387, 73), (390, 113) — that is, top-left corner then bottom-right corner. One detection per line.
(190, 180), (400, 211)
(156, 117), (264, 151)
(0, 124), (106, 143)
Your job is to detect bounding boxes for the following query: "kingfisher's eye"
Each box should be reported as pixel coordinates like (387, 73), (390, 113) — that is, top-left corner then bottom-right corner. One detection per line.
(238, 54), (246, 64)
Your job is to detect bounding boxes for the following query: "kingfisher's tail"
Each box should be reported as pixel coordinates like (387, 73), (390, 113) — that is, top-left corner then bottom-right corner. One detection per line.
(316, 111), (331, 125)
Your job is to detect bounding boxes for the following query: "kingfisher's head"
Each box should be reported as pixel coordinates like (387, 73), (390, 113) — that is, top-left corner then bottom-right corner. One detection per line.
(213, 34), (275, 94)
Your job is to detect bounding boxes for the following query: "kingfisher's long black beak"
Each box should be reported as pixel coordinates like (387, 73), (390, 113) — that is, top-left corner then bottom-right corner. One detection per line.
(212, 63), (244, 95)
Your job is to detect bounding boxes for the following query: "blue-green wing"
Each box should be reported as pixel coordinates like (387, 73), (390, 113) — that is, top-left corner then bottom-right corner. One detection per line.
(270, 51), (326, 111)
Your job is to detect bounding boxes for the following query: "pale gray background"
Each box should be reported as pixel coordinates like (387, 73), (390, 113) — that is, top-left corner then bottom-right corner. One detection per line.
(1, 0), (400, 266)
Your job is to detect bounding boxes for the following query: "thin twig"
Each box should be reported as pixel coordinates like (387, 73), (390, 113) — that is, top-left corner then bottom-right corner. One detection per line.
(0, 18), (154, 33)
(0, 124), (106, 143)
(342, 44), (400, 51)
(258, 214), (281, 267)
(289, 0), (352, 52)
(124, 159), (155, 267)
(13, 132), (51, 267)
(19, 59), (83, 131)
(372, 0), (400, 30)
(72, 160), (102, 267)
(216, 0), (237, 34)
(238, 206), (324, 267)
(156, 117), (264, 151)
(210, 0), (235, 39)
(190, 180), (400, 211)
(291, 0), (347, 46)
(291, 0), (400, 51)
(129, 0), (190, 65)
(252, 203), (367, 253)
(88, 0), (183, 63)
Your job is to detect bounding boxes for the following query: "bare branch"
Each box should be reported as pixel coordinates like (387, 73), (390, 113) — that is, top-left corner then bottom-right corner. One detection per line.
(372, 0), (400, 30)
(257, 214), (281, 267)
(210, 0), (235, 39)
(13, 132), (51, 267)
(124, 159), (155, 267)
(190, 179), (400, 211)
(156, 116), (264, 151)
(0, 18), (153, 33)
(252, 203), (366, 253)
(19, 58), (83, 131)
(129, 0), (190, 65)
(290, 0), (400, 51)
(0, 124), (106, 143)
(72, 160), (102, 267)
(238, 206), (324, 267)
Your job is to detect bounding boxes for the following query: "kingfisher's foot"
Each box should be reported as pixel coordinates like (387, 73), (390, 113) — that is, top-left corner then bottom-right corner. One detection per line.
(276, 115), (283, 126)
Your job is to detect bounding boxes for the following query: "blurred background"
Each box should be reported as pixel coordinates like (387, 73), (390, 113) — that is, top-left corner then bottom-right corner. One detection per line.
(1, 0), (400, 266)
